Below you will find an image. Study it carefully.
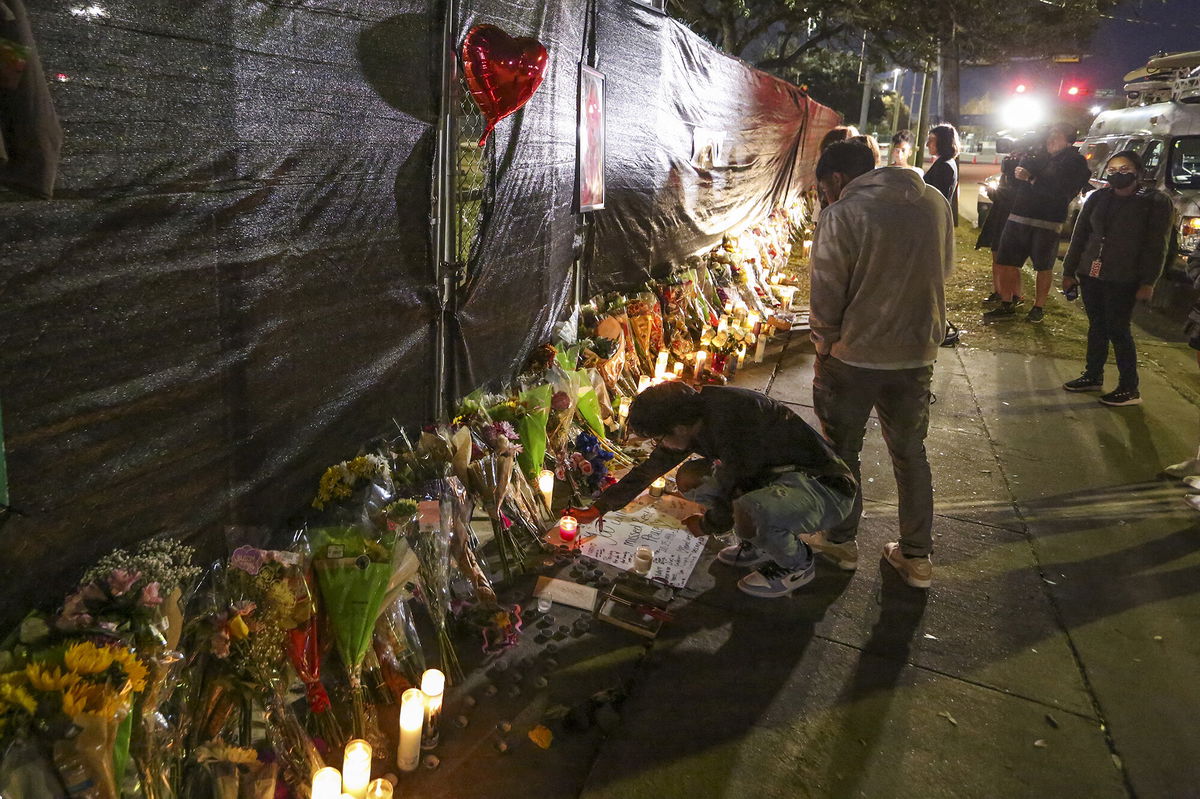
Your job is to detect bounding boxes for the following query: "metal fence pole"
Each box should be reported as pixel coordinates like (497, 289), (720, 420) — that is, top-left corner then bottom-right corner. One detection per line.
(432, 0), (459, 419)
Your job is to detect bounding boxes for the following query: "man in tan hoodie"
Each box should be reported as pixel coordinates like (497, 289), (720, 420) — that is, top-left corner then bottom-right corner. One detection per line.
(800, 140), (954, 589)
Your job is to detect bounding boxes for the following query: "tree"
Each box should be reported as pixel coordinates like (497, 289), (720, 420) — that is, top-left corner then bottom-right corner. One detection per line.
(761, 47), (889, 127)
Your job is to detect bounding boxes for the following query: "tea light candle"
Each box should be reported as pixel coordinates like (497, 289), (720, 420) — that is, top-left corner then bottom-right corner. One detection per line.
(737, 347), (747, 369)
(558, 515), (578, 542)
(637, 375), (652, 394)
(654, 350), (669, 378)
(694, 350), (707, 378)
(366, 780), (394, 799)
(649, 477), (666, 498)
(421, 668), (445, 750)
(397, 688), (424, 772)
(633, 546), (654, 575)
(342, 740), (372, 799)
(537, 469), (555, 513)
(312, 767), (342, 799)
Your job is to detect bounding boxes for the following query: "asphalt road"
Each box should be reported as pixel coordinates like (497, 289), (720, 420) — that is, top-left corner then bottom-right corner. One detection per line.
(957, 161), (999, 227)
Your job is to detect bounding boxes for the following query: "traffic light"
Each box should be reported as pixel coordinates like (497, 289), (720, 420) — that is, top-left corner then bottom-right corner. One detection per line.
(1015, 83), (1028, 93)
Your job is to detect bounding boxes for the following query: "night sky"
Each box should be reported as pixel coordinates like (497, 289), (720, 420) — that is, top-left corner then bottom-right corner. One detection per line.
(960, 0), (1200, 107)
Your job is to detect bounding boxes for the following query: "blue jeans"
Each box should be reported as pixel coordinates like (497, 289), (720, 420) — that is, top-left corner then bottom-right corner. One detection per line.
(732, 472), (854, 568)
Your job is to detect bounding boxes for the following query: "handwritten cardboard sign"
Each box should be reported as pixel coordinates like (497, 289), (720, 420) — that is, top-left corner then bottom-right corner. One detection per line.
(580, 504), (706, 588)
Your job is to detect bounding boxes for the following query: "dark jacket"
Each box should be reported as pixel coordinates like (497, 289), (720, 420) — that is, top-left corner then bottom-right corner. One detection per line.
(592, 386), (853, 535)
(924, 157), (957, 204)
(1063, 187), (1174, 286)
(1010, 146), (1091, 224)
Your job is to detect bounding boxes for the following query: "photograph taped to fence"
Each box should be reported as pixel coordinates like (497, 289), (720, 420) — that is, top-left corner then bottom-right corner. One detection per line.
(578, 64), (606, 212)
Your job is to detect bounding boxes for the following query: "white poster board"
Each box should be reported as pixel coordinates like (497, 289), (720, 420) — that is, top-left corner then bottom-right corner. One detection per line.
(579, 503), (707, 588)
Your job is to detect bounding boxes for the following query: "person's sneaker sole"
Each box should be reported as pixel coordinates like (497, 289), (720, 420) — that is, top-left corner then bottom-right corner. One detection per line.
(736, 563), (816, 598)
(1186, 494), (1200, 512)
(1063, 382), (1104, 392)
(798, 533), (858, 571)
(883, 544), (932, 589)
(1161, 458), (1200, 479)
(1099, 395), (1143, 407)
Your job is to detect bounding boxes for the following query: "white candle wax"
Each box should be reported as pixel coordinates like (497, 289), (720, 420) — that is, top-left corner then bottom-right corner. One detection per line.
(637, 375), (652, 394)
(366, 780), (394, 799)
(312, 767), (342, 799)
(654, 350), (669, 378)
(618, 399), (630, 420)
(649, 477), (666, 498)
(754, 332), (767, 363)
(694, 350), (707, 377)
(538, 469), (555, 513)
(342, 740), (372, 799)
(397, 688), (424, 772)
(421, 668), (445, 750)
(633, 546), (654, 575)
(673, 361), (684, 377)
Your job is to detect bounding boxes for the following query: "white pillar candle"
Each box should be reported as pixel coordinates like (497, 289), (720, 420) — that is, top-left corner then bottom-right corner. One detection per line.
(654, 350), (669, 378)
(746, 312), (760, 334)
(312, 767), (342, 799)
(717, 315), (728, 333)
(723, 299), (734, 314)
(694, 350), (707, 378)
(673, 361), (684, 378)
(397, 688), (424, 772)
(341, 740), (372, 799)
(366, 780), (394, 799)
(754, 332), (767, 363)
(421, 668), (445, 750)
(637, 375), (652, 394)
(737, 347), (747, 369)
(537, 469), (555, 513)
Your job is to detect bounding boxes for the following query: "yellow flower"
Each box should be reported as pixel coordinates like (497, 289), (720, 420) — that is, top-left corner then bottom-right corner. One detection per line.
(61, 681), (118, 717)
(110, 648), (148, 694)
(227, 614), (250, 641)
(0, 682), (37, 715)
(24, 664), (80, 693)
(64, 641), (114, 675)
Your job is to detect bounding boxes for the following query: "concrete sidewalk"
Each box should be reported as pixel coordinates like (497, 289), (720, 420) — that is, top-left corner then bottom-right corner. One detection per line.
(577, 338), (1200, 799)
(408, 334), (1200, 799)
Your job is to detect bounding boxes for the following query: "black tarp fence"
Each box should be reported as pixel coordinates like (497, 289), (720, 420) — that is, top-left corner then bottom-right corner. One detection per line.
(0, 0), (835, 625)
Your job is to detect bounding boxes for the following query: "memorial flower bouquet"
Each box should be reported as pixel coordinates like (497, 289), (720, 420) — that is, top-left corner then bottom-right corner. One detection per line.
(194, 738), (277, 799)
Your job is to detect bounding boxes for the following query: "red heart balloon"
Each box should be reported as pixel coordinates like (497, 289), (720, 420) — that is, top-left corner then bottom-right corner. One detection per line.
(461, 24), (548, 147)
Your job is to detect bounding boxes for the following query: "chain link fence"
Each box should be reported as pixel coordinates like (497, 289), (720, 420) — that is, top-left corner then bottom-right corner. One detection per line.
(453, 83), (489, 283)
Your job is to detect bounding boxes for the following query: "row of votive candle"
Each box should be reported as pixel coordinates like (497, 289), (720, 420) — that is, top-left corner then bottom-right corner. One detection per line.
(311, 669), (446, 798)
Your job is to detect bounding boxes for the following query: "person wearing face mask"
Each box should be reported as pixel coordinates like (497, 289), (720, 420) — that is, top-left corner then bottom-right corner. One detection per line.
(1060, 150), (1173, 406)
(804, 139), (954, 589)
(565, 381), (855, 598)
(985, 122), (1092, 324)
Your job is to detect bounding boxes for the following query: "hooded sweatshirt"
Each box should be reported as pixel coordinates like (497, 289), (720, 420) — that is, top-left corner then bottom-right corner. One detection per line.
(810, 166), (954, 367)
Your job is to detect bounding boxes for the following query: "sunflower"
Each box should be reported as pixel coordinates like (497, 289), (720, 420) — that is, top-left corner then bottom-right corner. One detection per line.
(61, 681), (118, 717)
(0, 682), (37, 715)
(109, 647), (148, 693)
(63, 641), (114, 675)
(24, 663), (80, 693)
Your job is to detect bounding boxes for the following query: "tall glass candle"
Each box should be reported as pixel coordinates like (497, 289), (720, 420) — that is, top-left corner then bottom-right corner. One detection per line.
(312, 767), (342, 799)
(672, 361), (684, 377)
(366, 780), (394, 799)
(397, 688), (423, 772)
(421, 668), (445, 750)
(342, 740), (372, 799)
(538, 469), (555, 513)
(558, 515), (578, 542)
(654, 350), (669, 378)
(754, 331), (767, 363)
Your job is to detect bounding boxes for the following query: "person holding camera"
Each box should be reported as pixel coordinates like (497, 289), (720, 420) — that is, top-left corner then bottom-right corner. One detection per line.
(1060, 150), (1173, 406)
(984, 123), (1092, 323)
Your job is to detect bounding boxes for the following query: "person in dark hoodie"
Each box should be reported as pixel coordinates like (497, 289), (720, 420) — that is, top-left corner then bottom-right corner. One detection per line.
(565, 382), (855, 599)
(803, 139), (954, 590)
(1060, 149), (1173, 407)
(985, 123), (1092, 324)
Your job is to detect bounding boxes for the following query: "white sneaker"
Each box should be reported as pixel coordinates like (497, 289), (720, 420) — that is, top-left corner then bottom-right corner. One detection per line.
(716, 539), (772, 569)
(1186, 494), (1200, 512)
(797, 531), (858, 571)
(737, 560), (816, 598)
(1183, 476), (1200, 491)
(1163, 458), (1200, 479)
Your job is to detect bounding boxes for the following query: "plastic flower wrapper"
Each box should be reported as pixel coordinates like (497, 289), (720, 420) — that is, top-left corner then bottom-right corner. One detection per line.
(194, 738), (277, 799)
(656, 281), (696, 361)
(625, 293), (665, 373)
(0, 738), (65, 799)
(402, 498), (462, 682)
(307, 520), (400, 739)
(373, 594), (425, 692)
(515, 383), (551, 481)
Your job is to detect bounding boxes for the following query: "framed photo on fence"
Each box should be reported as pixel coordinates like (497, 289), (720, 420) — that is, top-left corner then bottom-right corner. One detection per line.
(577, 64), (606, 212)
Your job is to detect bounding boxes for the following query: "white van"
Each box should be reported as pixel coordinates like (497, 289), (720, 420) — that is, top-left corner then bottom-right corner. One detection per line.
(1078, 53), (1200, 274)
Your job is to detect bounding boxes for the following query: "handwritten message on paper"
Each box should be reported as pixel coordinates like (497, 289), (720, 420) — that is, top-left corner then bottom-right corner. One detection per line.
(579, 503), (707, 588)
